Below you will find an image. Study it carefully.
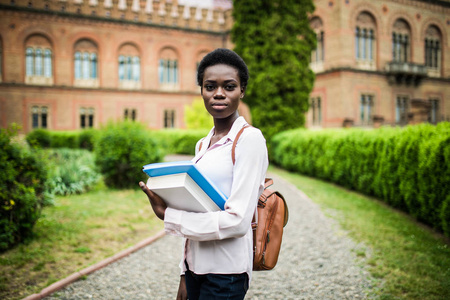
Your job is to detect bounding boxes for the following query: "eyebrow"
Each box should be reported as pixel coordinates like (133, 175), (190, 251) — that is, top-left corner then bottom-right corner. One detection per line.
(203, 79), (239, 83)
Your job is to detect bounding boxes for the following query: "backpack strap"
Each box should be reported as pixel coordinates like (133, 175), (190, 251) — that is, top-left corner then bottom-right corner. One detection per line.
(198, 137), (206, 152)
(232, 125), (251, 165)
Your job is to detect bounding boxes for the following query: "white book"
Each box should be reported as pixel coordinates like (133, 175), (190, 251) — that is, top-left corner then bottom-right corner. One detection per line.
(146, 173), (222, 212)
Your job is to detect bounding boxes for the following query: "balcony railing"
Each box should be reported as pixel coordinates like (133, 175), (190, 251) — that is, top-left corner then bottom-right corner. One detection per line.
(386, 61), (428, 85)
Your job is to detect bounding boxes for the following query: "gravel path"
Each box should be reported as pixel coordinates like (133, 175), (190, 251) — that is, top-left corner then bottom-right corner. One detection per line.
(45, 168), (376, 299)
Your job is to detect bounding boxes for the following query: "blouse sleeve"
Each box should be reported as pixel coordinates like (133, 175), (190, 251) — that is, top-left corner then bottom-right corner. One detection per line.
(164, 129), (268, 241)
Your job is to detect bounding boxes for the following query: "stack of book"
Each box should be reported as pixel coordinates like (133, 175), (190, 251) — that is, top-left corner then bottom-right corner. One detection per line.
(142, 161), (227, 212)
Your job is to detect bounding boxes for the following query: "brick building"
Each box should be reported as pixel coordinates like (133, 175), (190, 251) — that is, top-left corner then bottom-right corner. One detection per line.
(0, 0), (234, 132)
(0, 0), (449, 133)
(308, 0), (450, 128)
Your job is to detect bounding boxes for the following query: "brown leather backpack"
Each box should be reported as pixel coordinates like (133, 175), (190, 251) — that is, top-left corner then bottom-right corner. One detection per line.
(232, 125), (289, 271)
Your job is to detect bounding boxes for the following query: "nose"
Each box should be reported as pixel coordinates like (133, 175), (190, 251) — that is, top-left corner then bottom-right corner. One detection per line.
(213, 87), (225, 98)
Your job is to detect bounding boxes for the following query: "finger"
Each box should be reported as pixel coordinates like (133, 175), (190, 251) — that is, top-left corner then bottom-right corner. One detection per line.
(139, 181), (153, 196)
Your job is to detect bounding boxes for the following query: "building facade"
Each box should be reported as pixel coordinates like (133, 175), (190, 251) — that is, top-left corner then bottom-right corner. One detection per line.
(307, 0), (450, 128)
(0, 0), (449, 133)
(0, 0), (233, 132)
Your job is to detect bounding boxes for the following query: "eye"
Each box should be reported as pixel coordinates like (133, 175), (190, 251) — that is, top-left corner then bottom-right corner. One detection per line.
(204, 84), (215, 91)
(225, 84), (237, 91)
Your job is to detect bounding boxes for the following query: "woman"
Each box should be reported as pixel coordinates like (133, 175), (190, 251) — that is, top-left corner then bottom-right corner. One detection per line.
(139, 48), (268, 300)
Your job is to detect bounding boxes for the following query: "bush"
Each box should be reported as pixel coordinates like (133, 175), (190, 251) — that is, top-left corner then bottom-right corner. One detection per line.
(49, 131), (79, 149)
(271, 123), (450, 236)
(79, 129), (98, 151)
(44, 148), (101, 195)
(184, 97), (214, 130)
(0, 125), (52, 251)
(26, 129), (51, 148)
(26, 129), (99, 150)
(94, 121), (165, 189)
(150, 129), (209, 155)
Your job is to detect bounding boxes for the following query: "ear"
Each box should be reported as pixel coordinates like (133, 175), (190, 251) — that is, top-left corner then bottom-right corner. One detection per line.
(240, 86), (246, 98)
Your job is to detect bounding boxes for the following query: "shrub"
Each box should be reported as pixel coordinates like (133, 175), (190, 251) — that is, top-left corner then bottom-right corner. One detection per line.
(26, 129), (99, 150)
(94, 121), (164, 189)
(184, 97), (214, 130)
(44, 148), (101, 195)
(79, 129), (98, 151)
(271, 123), (450, 236)
(26, 129), (51, 148)
(149, 129), (209, 155)
(0, 125), (52, 251)
(49, 131), (79, 149)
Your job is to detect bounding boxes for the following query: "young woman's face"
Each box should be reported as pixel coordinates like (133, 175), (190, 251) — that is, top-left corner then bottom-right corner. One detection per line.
(201, 64), (244, 120)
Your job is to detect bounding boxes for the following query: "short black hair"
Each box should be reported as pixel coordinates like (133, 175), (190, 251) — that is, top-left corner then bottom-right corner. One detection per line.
(197, 48), (249, 90)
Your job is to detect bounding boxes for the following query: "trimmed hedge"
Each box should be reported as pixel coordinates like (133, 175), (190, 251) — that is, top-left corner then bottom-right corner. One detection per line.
(26, 129), (98, 150)
(0, 126), (52, 251)
(271, 123), (450, 236)
(94, 121), (164, 189)
(150, 129), (210, 155)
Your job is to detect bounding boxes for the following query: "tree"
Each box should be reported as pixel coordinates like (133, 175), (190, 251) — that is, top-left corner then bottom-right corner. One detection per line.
(232, 0), (316, 140)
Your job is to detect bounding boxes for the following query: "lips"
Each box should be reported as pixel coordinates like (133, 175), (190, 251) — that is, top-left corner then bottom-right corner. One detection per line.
(211, 103), (228, 109)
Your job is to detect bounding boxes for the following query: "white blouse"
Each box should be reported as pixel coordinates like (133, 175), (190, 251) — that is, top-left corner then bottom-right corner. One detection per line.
(163, 116), (269, 281)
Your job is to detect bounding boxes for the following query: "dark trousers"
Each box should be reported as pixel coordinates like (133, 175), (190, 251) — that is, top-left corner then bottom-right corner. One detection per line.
(184, 270), (249, 300)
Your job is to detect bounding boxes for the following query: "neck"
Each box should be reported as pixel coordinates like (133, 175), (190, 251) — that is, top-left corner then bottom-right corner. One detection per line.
(213, 112), (239, 137)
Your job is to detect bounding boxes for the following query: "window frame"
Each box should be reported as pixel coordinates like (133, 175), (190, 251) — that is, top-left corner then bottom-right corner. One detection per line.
(429, 99), (439, 124)
(25, 46), (53, 85)
(164, 109), (176, 128)
(359, 94), (374, 125)
(79, 107), (95, 129)
(395, 95), (409, 125)
(31, 105), (49, 129)
(310, 96), (322, 126)
(159, 59), (179, 85)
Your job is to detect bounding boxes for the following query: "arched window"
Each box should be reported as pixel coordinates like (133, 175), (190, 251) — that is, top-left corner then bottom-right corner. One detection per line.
(44, 49), (52, 77)
(392, 19), (411, 63)
(74, 39), (99, 87)
(424, 25), (442, 76)
(159, 48), (179, 90)
(25, 34), (54, 85)
(82, 52), (90, 79)
(355, 12), (376, 69)
(309, 17), (324, 73)
(90, 53), (97, 79)
(26, 47), (34, 76)
(74, 52), (82, 79)
(35, 48), (43, 76)
(118, 43), (141, 89)
(133, 56), (140, 81)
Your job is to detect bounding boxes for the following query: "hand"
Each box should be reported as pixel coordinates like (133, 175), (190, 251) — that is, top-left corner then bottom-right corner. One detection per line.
(139, 181), (167, 220)
(176, 275), (188, 300)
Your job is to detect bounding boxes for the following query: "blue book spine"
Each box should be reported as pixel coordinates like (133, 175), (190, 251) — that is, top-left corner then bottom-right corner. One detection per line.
(143, 161), (227, 210)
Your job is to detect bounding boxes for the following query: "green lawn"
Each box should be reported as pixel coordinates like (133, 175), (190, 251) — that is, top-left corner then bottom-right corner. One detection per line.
(0, 182), (163, 300)
(270, 166), (450, 300)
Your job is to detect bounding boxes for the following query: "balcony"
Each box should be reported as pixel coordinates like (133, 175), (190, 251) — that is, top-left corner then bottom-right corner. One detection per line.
(386, 61), (428, 86)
